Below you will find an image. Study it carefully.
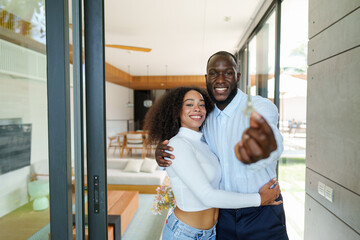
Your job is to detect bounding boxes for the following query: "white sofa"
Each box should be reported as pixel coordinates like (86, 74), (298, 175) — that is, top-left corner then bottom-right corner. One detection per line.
(31, 158), (167, 194)
(107, 158), (168, 194)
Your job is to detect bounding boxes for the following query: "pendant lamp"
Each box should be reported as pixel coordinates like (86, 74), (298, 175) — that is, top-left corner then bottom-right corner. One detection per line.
(143, 65), (152, 108)
(126, 65), (134, 108)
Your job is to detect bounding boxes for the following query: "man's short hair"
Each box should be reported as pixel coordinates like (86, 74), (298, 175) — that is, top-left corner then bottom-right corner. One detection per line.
(207, 51), (238, 66)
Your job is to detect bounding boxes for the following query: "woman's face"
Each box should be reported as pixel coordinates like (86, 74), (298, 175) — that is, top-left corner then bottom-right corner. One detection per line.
(180, 90), (207, 131)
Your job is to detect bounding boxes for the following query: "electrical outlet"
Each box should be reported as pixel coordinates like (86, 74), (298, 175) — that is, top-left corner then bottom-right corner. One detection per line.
(325, 186), (334, 202)
(318, 181), (325, 196)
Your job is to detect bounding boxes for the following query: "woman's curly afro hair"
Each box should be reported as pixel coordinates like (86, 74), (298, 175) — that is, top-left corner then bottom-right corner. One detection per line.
(144, 87), (214, 145)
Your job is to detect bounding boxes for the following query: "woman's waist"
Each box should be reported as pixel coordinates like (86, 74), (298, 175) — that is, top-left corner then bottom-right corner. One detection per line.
(174, 206), (218, 230)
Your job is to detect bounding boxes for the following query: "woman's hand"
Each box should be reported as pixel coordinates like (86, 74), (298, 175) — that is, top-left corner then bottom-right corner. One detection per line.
(155, 140), (175, 167)
(259, 178), (282, 206)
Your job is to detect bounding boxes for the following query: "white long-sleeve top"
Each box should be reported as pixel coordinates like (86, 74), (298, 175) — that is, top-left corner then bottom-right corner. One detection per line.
(166, 127), (261, 212)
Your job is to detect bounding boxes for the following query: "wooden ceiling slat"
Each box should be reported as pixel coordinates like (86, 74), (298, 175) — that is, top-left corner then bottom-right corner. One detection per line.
(105, 63), (131, 86)
(70, 44), (205, 90)
(131, 75), (206, 90)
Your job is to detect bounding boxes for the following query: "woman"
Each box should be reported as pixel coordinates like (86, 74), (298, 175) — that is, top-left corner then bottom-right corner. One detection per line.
(144, 87), (281, 240)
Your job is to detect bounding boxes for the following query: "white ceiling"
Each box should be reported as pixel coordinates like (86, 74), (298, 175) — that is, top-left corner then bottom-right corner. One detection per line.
(4, 0), (265, 77)
(103, 0), (264, 76)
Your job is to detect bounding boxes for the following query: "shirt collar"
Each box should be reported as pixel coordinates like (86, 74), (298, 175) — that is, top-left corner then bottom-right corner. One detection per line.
(178, 127), (203, 141)
(213, 89), (246, 118)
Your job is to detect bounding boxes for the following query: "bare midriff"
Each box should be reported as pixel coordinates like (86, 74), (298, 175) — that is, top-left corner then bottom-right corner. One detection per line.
(173, 206), (219, 230)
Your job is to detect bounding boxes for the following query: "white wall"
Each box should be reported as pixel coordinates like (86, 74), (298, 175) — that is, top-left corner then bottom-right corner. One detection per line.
(105, 81), (134, 137)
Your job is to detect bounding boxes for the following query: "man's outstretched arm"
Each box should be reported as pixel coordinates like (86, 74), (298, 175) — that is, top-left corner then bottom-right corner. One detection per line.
(155, 140), (175, 167)
(234, 111), (278, 164)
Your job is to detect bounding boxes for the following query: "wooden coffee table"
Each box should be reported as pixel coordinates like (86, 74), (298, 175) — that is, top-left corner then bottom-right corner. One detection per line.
(72, 190), (139, 239)
(108, 190), (139, 235)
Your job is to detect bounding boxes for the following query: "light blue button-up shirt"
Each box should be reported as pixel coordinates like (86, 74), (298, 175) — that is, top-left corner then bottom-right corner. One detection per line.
(202, 89), (283, 194)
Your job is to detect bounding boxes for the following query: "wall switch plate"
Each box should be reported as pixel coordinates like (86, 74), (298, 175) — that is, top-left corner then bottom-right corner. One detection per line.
(325, 186), (334, 202)
(318, 181), (325, 196)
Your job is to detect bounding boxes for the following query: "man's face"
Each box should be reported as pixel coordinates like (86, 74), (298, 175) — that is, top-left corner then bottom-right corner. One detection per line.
(205, 54), (240, 109)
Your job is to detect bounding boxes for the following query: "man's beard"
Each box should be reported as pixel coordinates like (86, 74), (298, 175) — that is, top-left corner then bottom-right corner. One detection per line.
(207, 85), (238, 107)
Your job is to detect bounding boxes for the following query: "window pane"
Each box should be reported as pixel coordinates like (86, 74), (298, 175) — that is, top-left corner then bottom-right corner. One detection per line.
(279, 0), (308, 239)
(0, 1), (50, 238)
(248, 10), (276, 101)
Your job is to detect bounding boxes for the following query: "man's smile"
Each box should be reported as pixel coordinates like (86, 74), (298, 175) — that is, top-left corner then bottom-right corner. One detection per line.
(214, 87), (228, 94)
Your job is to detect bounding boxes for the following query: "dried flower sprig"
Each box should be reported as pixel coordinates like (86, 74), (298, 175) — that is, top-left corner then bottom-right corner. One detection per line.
(151, 184), (176, 215)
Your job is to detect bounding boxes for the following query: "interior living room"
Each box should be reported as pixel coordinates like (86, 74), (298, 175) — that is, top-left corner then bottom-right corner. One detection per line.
(0, 0), (359, 239)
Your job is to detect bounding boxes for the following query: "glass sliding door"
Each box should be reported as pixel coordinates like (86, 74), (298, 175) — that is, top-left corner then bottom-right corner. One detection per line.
(278, 0), (308, 239)
(0, 1), (51, 239)
(45, 0), (108, 238)
(0, 0), (109, 239)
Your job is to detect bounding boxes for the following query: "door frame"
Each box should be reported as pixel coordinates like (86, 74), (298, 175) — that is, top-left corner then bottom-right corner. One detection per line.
(45, 0), (108, 239)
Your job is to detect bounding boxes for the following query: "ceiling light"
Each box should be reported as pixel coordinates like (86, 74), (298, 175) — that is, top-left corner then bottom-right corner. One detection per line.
(126, 102), (134, 108)
(143, 65), (152, 108)
(126, 65), (134, 108)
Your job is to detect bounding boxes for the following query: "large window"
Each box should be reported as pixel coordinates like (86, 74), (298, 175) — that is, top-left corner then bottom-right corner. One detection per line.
(0, 1), (50, 239)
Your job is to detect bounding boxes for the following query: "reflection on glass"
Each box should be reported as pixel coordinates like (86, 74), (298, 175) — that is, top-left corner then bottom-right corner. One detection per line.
(0, 1), (49, 239)
(0, 1), (46, 43)
(244, 85), (256, 116)
(248, 11), (276, 102)
(248, 37), (257, 95)
(278, 0), (308, 240)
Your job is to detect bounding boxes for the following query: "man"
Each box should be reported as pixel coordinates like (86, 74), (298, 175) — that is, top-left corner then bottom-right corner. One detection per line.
(156, 51), (288, 239)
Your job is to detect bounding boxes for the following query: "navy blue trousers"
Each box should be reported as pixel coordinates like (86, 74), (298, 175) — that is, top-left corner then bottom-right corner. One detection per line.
(216, 195), (288, 240)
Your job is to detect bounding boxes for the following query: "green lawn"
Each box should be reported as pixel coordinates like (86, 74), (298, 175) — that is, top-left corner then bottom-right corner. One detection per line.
(279, 158), (306, 192)
(278, 157), (306, 240)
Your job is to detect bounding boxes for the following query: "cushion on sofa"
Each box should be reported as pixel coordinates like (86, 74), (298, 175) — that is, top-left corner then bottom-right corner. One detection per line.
(123, 159), (143, 173)
(140, 158), (158, 173)
(107, 158), (128, 169)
